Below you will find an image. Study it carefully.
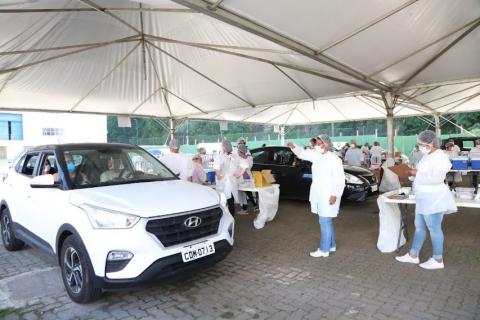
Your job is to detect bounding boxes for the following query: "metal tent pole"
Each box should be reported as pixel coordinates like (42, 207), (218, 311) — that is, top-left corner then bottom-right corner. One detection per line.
(434, 112), (441, 136)
(382, 92), (396, 156)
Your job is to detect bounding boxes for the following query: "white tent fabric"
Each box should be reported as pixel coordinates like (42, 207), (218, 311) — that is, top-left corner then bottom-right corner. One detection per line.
(0, 0), (479, 125)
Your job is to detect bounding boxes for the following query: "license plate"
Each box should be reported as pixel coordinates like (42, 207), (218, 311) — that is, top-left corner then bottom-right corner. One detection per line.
(181, 240), (215, 263)
(371, 184), (378, 192)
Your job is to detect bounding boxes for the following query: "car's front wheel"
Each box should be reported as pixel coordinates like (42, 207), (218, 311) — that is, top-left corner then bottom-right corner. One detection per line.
(0, 208), (24, 251)
(60, 235), (101, 303)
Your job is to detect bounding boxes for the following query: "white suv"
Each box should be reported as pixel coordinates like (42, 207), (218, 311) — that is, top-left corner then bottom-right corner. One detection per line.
(0, 143), (234, 303)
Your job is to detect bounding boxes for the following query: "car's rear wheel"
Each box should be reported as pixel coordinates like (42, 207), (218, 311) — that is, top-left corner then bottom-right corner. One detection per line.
(0, 208), (24, 251)
(60, 235), (101, 303)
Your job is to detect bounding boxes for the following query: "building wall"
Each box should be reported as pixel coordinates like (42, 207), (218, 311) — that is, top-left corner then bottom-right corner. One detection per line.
(0, 112), (107, 161)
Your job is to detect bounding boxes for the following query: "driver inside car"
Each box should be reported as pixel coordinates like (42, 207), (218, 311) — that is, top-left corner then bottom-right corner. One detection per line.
(100, 155), (124, 182)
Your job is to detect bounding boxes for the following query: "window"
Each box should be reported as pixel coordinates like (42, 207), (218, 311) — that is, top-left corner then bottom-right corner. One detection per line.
(42, 128), (64, 136)
(252, 150), (269, 164)
(20, 153), (39, 176)
(462, 141), (474, 149)
(40, 153), (58, 175)
(0, 113), (23, 141)
(272, 149), (294, 166)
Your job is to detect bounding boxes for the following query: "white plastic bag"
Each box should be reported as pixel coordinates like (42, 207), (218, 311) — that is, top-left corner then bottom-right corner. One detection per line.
(254, 185), (280, 229)
(379, 159), (401, 193)
(377, 194), (406, 253)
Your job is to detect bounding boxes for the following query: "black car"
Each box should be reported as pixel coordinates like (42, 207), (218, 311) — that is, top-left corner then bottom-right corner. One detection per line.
(250, 146), (378, 202)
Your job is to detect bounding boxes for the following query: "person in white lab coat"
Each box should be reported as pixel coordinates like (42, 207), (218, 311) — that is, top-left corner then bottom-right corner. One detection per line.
(236, 144), (256, 214)
(345, 140), (364, 167)
(409, 144), (424, 169)
(444, 142), (462, 187)
(214, 140), (248, 217)
(288, 134), (346, 258)
(160, 138), (193, 181)
(469, 139), (480, 155)
(396, 130), (457, 270)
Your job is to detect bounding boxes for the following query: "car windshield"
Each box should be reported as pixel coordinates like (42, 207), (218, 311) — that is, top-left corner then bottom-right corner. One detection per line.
(61, 147), (176, 189)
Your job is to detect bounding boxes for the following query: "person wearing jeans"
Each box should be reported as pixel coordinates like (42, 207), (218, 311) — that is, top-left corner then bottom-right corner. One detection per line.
(319, 216), (336, 253)
(410, 213), (444, 260)
(396, 130), (457, 270)
(289, 134), (345, 258)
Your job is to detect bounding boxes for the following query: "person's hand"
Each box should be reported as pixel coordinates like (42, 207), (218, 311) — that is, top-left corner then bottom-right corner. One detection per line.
(287, 142), (295, 149)
(408, 169), (417, 177)
(329, 196), (337, 205)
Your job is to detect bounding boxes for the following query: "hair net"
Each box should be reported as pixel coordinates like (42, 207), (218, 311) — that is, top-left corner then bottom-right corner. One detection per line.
(222, 140), (233, 154)
(198, 147), (206, 154)
(237, 144), (247, 154)
(316, 134), (334, 151)
(237, 137), (246, 144)
(169, 138), (180, 149)
(192, 154), (202, 161)
(418, 130), (440, 148)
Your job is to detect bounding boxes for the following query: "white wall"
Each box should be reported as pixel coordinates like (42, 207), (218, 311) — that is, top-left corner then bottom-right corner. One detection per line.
(1, 111), (107, 161)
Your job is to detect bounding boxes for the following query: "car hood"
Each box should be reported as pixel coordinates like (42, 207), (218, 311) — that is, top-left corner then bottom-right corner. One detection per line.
(69, 180), (220, 218)
(343, 165), (372, 176)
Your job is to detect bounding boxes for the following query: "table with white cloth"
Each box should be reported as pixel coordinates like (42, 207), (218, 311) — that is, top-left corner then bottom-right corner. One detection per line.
(238, 184), (280, 229)
(377, 188), (480, 253)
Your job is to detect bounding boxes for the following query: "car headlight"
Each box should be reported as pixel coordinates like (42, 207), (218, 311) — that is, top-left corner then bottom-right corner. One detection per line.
(345, 173), (364, 185)
(81, 205), (140, 229)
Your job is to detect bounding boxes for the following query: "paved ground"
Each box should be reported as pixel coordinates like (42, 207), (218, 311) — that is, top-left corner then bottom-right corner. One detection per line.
(0, 197), (479, 320)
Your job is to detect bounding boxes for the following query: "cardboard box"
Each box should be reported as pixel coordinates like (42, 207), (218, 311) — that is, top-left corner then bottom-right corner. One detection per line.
(252, 170), (276, 187)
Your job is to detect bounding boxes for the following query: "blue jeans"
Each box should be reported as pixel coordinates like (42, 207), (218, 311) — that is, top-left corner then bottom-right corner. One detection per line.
(319, 217), (336, 252)
(410, 213), (444, 260)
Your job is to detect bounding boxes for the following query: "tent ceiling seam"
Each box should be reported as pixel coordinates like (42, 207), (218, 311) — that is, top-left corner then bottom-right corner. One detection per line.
(369, 17), (480, 78)
(77, 0), (142, 34)
(444, 92), (480, 113)
(0, 36), (140, 75)
(399, 18), (480, 88)
(145, 35), (370, 90)
(326, 100), (349, 120)
(422, 83), (480, 104)
(146, 40), (255, 107)
(0, 8), (196, 13)
(170, 0), (391, 91)
(70, 42), (141, 111)
(432, 91), (480, 111)
(318, 0), (418, 53)
(145, 43), (173, 117)
(272, 64), (314, 100)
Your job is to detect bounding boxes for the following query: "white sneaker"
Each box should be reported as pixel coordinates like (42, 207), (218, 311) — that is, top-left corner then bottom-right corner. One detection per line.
(395, 253), (419, 264)
(419, 258), (444, 270)
(237, 209), (249, 215)
(309, 249), (329, 258)
(330, 247), (336, 252)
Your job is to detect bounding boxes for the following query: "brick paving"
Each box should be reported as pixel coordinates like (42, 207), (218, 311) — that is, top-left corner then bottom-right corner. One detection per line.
(0, 198), (479, 319)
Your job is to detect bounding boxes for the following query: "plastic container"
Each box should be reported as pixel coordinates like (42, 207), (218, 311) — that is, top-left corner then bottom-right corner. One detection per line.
(471, 157), (480, 170)
(452, 157), (468, 170)
(205, 169), (215, 184)
(455, 187), (475, 200)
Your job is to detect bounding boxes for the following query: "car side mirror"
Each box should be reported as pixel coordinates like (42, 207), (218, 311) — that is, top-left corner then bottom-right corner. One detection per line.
(30, 174), (61, 189)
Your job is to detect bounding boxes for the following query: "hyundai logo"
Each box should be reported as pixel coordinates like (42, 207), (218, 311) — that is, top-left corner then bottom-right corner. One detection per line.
(184, 216), (202, 228)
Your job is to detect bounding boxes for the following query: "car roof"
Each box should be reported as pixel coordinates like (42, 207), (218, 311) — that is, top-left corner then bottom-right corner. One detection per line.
(27, 143), (139, 152)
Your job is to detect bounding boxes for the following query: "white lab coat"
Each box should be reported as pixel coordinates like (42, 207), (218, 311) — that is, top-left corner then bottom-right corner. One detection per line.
(213, 153), (248, 202)
(469, 146), (480, 155)
(409, 150), (424, 168)
(160, 153), (194, 181)
(292, 147), (345, 217)
(413, 150), (457, 215)
(236, 155), (254, 205)
(345, 148), (364, 167)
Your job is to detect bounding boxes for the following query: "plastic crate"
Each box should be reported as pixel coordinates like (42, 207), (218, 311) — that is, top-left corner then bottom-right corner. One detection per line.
(471, 158), (480, 170)
(452, 157), (468, 170)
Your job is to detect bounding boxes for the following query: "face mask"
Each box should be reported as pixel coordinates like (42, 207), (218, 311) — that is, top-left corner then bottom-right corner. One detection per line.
(67, 162), (76, 173)
(419, 146), (430, 155)
(314, 146), (322, 152)
(350, 144), (356, 148)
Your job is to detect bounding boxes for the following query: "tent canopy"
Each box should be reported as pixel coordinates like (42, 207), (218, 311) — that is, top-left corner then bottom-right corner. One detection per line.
(0, 0), (479, 125)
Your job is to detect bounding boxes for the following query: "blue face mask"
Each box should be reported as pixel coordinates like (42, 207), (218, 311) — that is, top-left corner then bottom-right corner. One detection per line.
(67, 162), (76, 173)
